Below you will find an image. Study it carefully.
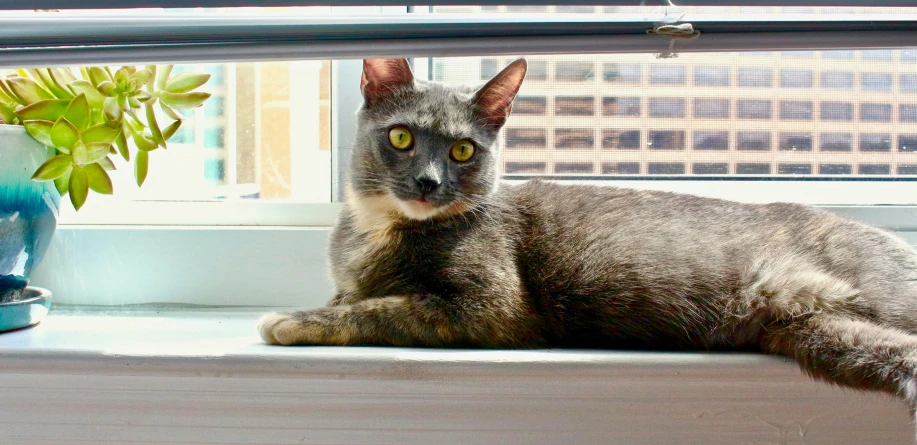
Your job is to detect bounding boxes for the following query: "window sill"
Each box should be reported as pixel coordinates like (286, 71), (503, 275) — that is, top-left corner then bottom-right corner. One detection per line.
(0, 308), (911, 444)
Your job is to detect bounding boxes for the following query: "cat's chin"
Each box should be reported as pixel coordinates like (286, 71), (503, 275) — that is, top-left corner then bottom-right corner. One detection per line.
(395, 199), (443, 220)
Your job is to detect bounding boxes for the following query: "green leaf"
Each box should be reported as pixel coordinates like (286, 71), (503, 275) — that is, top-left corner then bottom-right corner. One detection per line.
(7, 77), (55, 105)
(0, 102), (14, 125)
(88, 67), (112, 87)
(23, 120), (55, 147)
(97, 81), (116, 97)
(0, 78), (21, 105)
(164, 72), (211, 94)
(84, 162), (114, 195)
(68, 166), (89, 210)
(14, 99), (69, 122)
(115, 130), (130, 162)
(132, 131), (158, 152)
(64, 94), (91, 130)
(67, 80), (106, 108)
(30, 68), (73, 99)
(98, 156), (117, 171)
(81, 123), (120, 144)
(103, 96), (121, 121)
(114, 68), (130, 85)
(54, 170), (70, 196)
(145, 101), (166, 148)
(131, 69), (153, 87)
(159, 91), (211, 110)
(31, 154), (73, 181)
(73, 141), (111, 166)
(51, 68), (78, 85)
(50, 117), (79, 150)
(134, 149), (149, 186)
(161, 120), (182, 141)
(155, 65), (173, 90)
(160, 101), (183, 120)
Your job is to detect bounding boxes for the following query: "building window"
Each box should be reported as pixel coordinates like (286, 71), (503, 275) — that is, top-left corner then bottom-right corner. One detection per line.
(513, 96), (547, 115)
(693, 131), (729, 150)
(902, 49), (917, 63)
(203, 128), (225, 148)
(737, 131), (771, 151)
(779, 132), (813, 151)
(820, 102), (853, 121)
(480, 58), (499, 80)
(778, 163), (812, 175)
(694, 66), (730, 86)
(819, 164), (852, 175)
(527, 61), (548, 81)
(899, 165), (917, 175)
(736, 163), (771, 174)
(736, 99), (771, 119)
(901, 74), (917, 92)
(505, 162), (547, 174)
(862, 50), (894, 60)
(858, 164), (891, 175)
(603, 63), (641, 83)
(900, 104), (917, 122)
(822, 50), (855, 59)
(650, 65), (686, 85)
(862, 73), (893, 91)
(556, 62), (595, 81)
(601, 162), (640, 174)
(602, 130), (641, 149)
(820, 133), (853, 151)
(860, 103), (892, 122)
(554, 128), (594, 149)
(737, 68), (774, 87)
(781, 51), (814, 58)
(602, 97), (640, 116)
(694, 98), (730, 119)
(554, 162), (594, 174)
(899, 134), (917, 152)
(821, 71), (854, 89)
(647, 162), (685, 174)
(648, 98), (686, 118)
(780, 101), (813, 120)
(860, 133), (892, 152)
(693, 163), (729, 174)
(647, 131), (686, 150)
(780, 69), (813, 88)
(505, 128), (546, 148)
(555, 5), (594, 12)
(203, 96), (225, 117)
(555, 96), (594, 116)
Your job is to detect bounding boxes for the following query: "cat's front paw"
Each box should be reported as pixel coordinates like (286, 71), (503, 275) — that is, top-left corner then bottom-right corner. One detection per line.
(257, 312), (310, 346)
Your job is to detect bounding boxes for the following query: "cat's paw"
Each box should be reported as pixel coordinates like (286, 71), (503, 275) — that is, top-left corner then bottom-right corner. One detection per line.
(257, 312), (307, 346)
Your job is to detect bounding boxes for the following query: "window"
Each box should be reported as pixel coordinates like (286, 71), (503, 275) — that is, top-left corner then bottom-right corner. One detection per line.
(514, 97), (547, 115)
(902, 74), (917, 92)
(862, 50), (894, 60)
(693, 163), (729, 174)
(900, 135), (917, 152)
(862, 73), (893, 91)
(821, 71), (854, 89)
(604, 63), (641, 83)
(859, 164), (891, 175)
(737, 132), (772, 151)
(650, 65), (686, 85)
(647, 163), (685, 174)
(505, 162), (547, 174)
(821, 133), (853, 151)
(822, 50), (855, 59)
(554, 162), (594, 174)
(694, 131), (729, 150)
(648, 98), (686, 118)
(903, 49), (917, 63)
(601, 162), (640, 174)
(780, 133), (813, 151)
(860, 133), (892, 152)
(899, 165), (917, 175)
(556, 62), (594, 81)
(505, 128), (547, 149)
(648, 131), (686, 150)
(694, 66), (730, 86)
(819, 164), (852, 175)
(481, 58), (499, 79)
(555, 96), (594, 116)
(821, 102), (854, 121)
(780, 69), (814, 88)
(602, 97), (640, 116)
(554, 129), (594, 149)
(861, 103), (893, 122)
(527, 61), (549, 81)
(780, 101), (814, 120)
(602, 130), (641, 150)
(782, 51), (815, 58)
(694, 98), (730, 119)
(737, 100), (771, 119)
(736, 163), (771, 174)
(778, 164), (813, 175)
(738, 68), (774, 87)
(901, 104), (917, 122)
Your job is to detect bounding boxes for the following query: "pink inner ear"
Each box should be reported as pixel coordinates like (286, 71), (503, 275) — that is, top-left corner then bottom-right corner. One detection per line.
(361, 59), (414, 104)
(475, 60), (527, 128)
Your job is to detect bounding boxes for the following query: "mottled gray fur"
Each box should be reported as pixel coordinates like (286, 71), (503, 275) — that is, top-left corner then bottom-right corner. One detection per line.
(259, 58), (917, 414)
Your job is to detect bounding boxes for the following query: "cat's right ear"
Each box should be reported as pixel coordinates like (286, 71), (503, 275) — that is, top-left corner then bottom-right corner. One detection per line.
(361, 58), (414, 106)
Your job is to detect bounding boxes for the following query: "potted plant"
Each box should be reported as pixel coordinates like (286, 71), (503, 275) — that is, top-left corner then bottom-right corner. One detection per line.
(0, 65), (212, 331)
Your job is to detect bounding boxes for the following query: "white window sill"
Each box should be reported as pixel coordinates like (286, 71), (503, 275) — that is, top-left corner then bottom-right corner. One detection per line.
(0, 308), (911, 444)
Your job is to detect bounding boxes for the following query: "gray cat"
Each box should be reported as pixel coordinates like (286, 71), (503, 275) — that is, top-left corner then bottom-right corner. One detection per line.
(259, 58), (917, 409)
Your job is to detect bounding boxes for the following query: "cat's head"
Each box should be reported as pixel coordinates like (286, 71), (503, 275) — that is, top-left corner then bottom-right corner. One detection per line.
(348, 58), (526, 221)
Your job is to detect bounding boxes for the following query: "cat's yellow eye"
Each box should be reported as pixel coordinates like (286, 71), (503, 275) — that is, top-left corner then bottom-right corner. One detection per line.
(388, 126), (413, 150)
(450, 140), (475, 162)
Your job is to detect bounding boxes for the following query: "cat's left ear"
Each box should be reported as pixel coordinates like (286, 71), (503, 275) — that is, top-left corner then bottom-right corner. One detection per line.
(473, 58), (527, 129)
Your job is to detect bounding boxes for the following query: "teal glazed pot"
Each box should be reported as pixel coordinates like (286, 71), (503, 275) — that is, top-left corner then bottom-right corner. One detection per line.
(0, 124), (60, 303)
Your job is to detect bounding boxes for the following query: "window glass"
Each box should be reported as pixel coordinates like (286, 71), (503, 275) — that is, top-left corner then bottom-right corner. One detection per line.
(737, 100), (772, 119)
(694, 66), (730, 86)
(602, 97), (640, 116)
(694, 131), (729, 150)
(861, 103), (893, 122)
(821, 102), (854, 121)
(737, 68), (774, 87)
(862, 73), (894, 91)
(821, 71), (854, 89)
(780, 69), (814, 88)
(860, 133), (892, 152)
(648, 98), (686, 118)
(780, 101), (814, 120)
(694, 98), (730, 119)
(650, 65), (686, 85)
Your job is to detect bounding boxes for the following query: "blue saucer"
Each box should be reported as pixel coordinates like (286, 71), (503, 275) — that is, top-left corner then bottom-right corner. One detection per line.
(0, 287), (52, 333)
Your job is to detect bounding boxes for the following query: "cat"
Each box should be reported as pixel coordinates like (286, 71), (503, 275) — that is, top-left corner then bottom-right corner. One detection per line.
(258, 57), (917, 411)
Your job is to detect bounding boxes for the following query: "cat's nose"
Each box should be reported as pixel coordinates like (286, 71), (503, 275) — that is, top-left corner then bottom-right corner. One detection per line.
(414, 175), (440, 196)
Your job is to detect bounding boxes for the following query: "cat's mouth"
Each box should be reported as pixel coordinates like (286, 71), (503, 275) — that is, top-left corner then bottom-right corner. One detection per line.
(398, 198), (440, 220)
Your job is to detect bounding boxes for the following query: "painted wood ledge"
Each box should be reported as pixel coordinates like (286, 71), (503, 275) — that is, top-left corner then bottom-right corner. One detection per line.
(0, 308), (911, 444)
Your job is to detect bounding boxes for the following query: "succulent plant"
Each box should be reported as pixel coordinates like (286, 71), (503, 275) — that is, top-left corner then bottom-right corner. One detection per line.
(0, 65), (212, 210)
